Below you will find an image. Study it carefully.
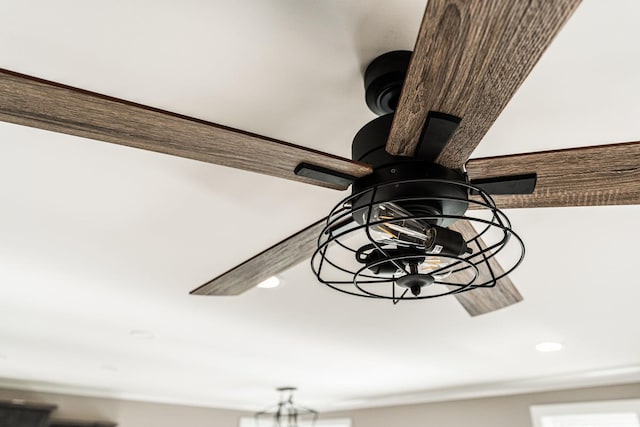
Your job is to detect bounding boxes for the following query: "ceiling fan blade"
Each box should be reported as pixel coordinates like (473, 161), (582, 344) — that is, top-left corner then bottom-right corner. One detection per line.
(190, 219), (325, 296)
(467, 142), (640, 209)
(386, 0), (581, 167)
(448, 220), (523, 316)
(0, 69), (372, 190)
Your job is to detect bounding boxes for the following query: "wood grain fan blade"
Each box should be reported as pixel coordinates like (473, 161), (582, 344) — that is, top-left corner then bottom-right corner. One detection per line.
(448, 220), (522, 316)
(387, 0), (581, 167)
(467, 142), (640, 209)
(0, 69), (372, 190)
(190, 220), (325, 296)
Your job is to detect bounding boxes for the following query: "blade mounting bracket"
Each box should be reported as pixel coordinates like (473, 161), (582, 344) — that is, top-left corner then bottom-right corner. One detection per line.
(470, 173), (537, 195)
(415, 111), (461, 162)
(294, 163), (357, 188)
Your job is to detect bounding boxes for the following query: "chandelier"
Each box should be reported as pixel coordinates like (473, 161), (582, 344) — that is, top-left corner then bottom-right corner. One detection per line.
(254, 387), (318, 427)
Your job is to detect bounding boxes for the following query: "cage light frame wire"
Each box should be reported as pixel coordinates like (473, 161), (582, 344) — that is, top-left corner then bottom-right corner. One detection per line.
(311, 176), (525, 304)
(255, 387), (318, 427)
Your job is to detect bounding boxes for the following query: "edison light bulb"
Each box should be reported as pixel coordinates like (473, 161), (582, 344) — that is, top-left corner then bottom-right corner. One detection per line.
(419, 256), (452, 280)
(369, 202), (436, 248)
(368, 202), (468, 257)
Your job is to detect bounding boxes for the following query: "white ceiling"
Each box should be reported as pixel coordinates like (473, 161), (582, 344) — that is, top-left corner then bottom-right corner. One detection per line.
(1, 0), (639, 412)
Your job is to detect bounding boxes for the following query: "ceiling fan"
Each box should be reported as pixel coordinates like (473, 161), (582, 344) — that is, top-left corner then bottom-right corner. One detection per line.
(1, 1), (638, 316)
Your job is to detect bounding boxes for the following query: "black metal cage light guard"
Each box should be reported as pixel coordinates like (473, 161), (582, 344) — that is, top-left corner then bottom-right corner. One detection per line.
(254, 387), (318, 427)
(311, 176), (525, 304)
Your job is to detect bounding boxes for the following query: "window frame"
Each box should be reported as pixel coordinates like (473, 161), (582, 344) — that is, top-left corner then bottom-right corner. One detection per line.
(530, 398), (640, 427)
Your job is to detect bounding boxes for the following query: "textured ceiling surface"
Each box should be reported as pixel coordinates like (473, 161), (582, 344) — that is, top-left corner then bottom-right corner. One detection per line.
(0, 0), (639, 411)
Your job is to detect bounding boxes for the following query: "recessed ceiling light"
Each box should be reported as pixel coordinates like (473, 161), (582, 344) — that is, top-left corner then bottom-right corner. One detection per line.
(129, 329), (155, 340)
(535, 341), (563, 352)
(257, 276), (280, 289)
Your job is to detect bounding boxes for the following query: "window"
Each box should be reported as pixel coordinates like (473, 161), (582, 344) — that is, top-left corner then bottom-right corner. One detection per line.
(531, 399), (640, 427)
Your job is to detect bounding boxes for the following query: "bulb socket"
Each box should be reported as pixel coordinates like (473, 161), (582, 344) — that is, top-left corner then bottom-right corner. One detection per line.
(425, 225), (468, 256)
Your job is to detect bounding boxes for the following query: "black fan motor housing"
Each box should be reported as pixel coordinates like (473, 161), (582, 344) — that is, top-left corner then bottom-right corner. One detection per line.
(350, 114), (469, 227)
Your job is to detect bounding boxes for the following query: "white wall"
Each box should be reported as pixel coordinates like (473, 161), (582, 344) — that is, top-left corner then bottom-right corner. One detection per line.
(1, 382), (639, 427)
(0, 387), (249, 427)
(327, 383), (640, 427)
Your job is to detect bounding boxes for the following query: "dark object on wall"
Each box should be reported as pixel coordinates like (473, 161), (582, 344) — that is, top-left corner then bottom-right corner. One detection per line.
(0, 400), (56, 427)
(50, 421), (116, 427)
